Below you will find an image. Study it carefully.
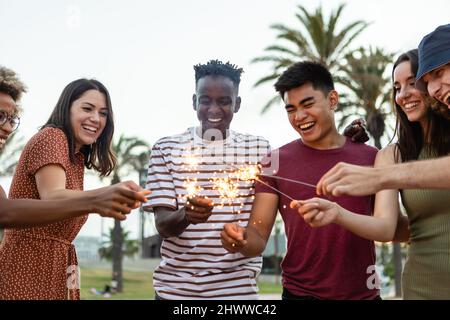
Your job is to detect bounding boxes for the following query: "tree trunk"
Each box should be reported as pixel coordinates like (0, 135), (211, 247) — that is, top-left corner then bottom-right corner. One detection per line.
(111, 174), (123, 293)
(140, 210), (146, 258)
(373, 137), (382, 150)
(139, 169), (147, 259)
(393, 243), (403, 297)
(112, 218), (123, 292)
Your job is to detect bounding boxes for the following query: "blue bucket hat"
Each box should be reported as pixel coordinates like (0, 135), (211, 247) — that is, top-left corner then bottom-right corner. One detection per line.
(416, 24), (450, 92)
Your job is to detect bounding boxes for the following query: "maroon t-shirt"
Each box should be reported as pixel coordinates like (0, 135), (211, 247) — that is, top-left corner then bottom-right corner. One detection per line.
(256, 138), (379, 299)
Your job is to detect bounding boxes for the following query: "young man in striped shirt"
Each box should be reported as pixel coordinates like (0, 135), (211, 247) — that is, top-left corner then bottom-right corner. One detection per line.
(143, 60), (271, 299)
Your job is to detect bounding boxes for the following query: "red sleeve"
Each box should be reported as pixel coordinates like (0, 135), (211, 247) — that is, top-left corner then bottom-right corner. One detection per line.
(26, 127), (70, 175)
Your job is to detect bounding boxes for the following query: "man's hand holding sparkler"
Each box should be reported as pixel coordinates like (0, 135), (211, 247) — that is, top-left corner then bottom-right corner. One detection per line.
(221, 223), (247, 253)
(185, 196), (214, 224)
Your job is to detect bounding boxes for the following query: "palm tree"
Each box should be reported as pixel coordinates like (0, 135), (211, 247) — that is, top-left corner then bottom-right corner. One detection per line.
(106, 134), (149, 293)
(338, 47), (394, 149)
(98, 227), (139, 262)
(252, 3), (369, 113)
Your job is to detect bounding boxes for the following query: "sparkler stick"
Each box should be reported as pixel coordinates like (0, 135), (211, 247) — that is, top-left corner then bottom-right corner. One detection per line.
(254, 177), (295, 202)
(229, 163), (316, 189)
(258, 174), (317, 189)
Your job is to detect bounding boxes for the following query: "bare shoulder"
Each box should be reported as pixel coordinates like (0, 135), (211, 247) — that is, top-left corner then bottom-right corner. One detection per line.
(375, 144), (399, 166)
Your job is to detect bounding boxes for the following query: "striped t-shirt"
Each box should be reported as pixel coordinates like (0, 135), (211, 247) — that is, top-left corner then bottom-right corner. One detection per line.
(144, 127), (270, 300)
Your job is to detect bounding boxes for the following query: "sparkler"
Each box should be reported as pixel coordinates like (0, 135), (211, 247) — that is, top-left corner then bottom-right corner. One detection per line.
(184, 178), (204, 198)
(211, 176), (240, 208)
(180, 149), (317, 209)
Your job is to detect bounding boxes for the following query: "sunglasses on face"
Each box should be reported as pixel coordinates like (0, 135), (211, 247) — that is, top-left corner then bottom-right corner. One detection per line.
(0, 110), (20, 131)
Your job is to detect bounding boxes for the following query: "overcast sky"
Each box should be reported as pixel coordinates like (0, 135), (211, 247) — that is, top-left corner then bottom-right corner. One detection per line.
(1, 0), (449, 238)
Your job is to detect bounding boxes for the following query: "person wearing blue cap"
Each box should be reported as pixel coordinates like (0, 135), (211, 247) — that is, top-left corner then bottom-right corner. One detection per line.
(416, 23), (450, 112)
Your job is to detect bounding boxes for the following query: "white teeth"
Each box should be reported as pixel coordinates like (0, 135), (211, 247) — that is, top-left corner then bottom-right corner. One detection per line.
(208, 118), (222, 123)
(299, 122), (315, 130)
(444, 93), (450, 105)
(404, 102), (419, 110)
(82, 125), (97, 133)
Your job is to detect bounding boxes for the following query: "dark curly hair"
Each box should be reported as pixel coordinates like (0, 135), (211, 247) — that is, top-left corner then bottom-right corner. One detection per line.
(194, 60), (243, 90)
(0, 66), (27, 105)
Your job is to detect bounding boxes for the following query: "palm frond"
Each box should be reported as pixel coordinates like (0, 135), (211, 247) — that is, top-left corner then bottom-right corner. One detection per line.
(260, 95), (283, 115)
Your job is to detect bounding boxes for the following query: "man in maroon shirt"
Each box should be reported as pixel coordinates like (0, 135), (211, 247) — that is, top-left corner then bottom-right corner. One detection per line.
(220, 61), (380, 300)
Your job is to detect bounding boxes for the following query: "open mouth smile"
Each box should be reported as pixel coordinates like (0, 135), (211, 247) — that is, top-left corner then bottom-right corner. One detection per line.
(297, 121), (316, 131)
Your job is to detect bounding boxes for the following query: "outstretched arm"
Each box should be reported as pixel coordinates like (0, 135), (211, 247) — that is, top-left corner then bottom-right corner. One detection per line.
(154, 196), (214, 238)
(221, 192), (278, 257)
(0, 185), (89, 228)
(317, 155), (450, 197)
(0, 184), (149, 228)
(296, 146), (410, 242)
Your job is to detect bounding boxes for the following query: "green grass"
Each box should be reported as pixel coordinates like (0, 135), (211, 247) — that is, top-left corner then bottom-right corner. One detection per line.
(80, 268), (154, 300)
(80, 268), (282, 300)
(257, 280), (283, 295)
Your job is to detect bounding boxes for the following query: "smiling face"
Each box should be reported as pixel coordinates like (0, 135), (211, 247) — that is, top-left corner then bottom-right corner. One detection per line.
(70, 89), (108, 151)
(423, 63), (450, 108)
(193, 75), (241, 139)
(0, 92), (18, 149)
(284, 83), (339, 149)
(393, 61), (428, 125)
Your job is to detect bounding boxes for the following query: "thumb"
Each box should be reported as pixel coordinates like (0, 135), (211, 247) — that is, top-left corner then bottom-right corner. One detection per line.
(290, 200), (300, 209)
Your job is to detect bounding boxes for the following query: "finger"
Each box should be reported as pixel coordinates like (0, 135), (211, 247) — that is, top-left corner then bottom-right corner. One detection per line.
(122, 180), (142, 192)
(118, 188), (148, 204)
(298, 202), (319, 215)
(326, 181), (346, 197)
(116, 212), (127, 220)
(314, 211), (325, 221)
(131, 190), (150, 203)
(115, 194), (138, 208)
(303, 209), (320, 224)
(104, 209), (127, 221)
(316, 165), (340, 195)
(221, 229), (239, 244)
(224, 224), (244, 240)
(320, 173), (343, 196)
(113, 203), (132, 214)
(188, 195), (214, 205)
(290, 200), (300, 209)
(186, 204), (212, 214)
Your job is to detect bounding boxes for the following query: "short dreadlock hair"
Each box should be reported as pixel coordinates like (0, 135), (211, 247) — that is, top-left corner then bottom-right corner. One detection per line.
(193, 60), (243, 89)
(0, 65), (27, 102)
(274, 61), (334, 99)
